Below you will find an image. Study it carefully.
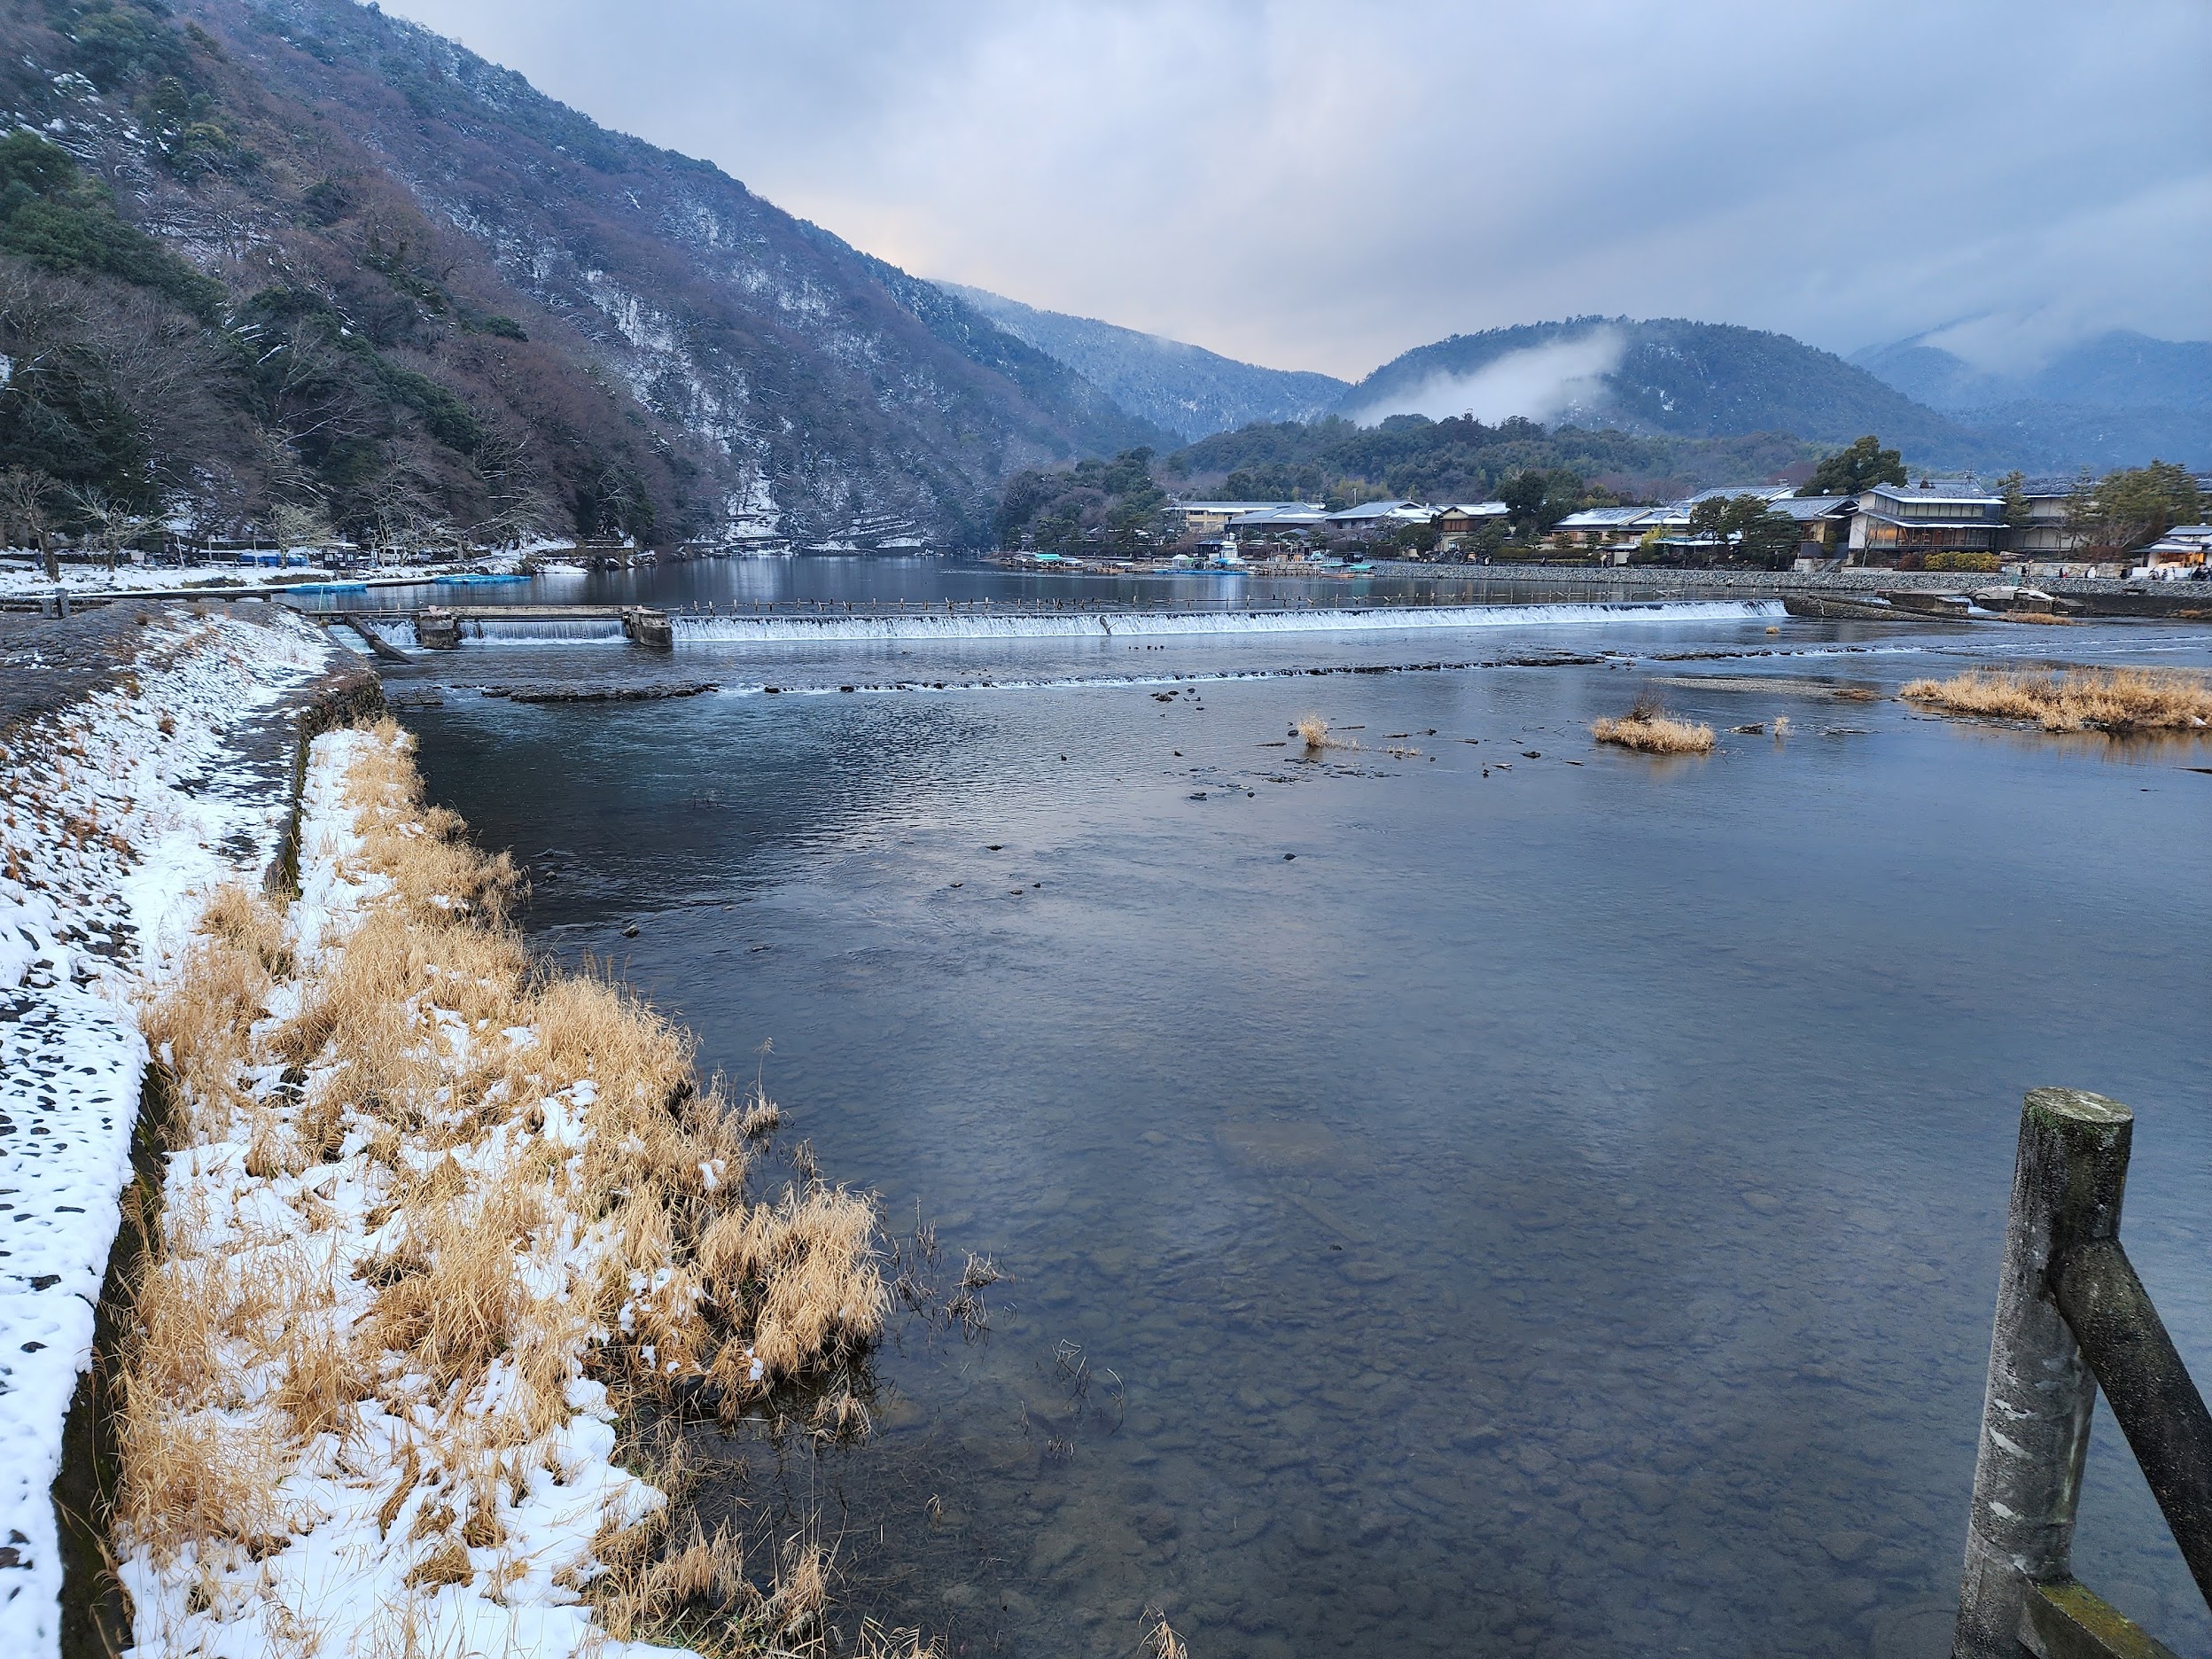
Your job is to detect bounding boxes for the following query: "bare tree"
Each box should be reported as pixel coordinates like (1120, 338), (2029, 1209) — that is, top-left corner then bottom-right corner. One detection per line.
(588, 463), (639, 542)
(75, 286), (245, 496)
(362, 462), (441, 566)
(269, 498), (336, 557)
(68, 484), (159, 573)
(466, 418), (556, 550)
(253, 316), (379, 457)
(0, 467), (63, 580)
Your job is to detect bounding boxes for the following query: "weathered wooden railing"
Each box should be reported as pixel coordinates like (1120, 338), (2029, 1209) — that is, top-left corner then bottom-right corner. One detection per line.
(1955, 1088), (2212, 1659)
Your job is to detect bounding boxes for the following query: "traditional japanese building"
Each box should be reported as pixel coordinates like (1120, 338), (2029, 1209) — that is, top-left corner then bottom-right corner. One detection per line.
(1848, 480), (2005, 559)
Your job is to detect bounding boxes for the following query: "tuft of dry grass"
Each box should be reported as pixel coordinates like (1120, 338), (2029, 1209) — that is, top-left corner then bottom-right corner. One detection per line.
(1142, 1608), (1190, 1659)
(113, 1396), (290, 1559)
(1901, 667), (2212, 734)
(1293, 713), (1356, 753)
(271, 1317), (372, 1441)
(697, 1184), (888, 1390)
(362, 1174), (541, 1386)
(850, 1624), (944, 1659)
(402, 1538), (473, 1591)
(598, 1514), (754, 1640)
(1592, 694), (1716, 755)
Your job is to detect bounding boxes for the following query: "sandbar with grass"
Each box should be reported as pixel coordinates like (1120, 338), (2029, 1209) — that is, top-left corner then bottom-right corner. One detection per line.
(1591, 695), (1717, 754)
(1899, 666), (2212, 734)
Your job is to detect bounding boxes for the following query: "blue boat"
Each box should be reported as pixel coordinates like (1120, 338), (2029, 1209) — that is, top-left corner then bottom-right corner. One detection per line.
(287, 581), (370, 594)
(432, 572), (532, 586)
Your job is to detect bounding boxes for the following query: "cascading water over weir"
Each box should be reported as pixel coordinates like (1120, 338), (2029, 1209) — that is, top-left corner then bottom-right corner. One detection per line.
(666, 599), (1787, 644)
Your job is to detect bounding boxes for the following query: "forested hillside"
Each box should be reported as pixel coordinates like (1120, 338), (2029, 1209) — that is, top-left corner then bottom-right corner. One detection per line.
(1164, 415), (1819, 508)
(0, 0), (1162, 549)
(941, 283), (1347, 442)
(1342, 317), (1986, 466)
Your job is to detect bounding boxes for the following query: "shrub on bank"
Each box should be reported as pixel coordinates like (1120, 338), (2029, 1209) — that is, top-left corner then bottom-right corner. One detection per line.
(1912, 551), (2001, 573)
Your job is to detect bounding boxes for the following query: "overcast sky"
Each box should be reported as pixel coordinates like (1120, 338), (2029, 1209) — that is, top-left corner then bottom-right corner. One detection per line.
(385, 0), (2209, 382)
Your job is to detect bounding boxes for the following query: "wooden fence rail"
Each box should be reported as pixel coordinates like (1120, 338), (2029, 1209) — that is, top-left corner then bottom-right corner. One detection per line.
(1954, 1088), (2211, 1659)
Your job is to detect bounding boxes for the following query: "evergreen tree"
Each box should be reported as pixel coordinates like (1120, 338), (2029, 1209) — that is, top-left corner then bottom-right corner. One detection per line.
(1803, 435), (1905, 496)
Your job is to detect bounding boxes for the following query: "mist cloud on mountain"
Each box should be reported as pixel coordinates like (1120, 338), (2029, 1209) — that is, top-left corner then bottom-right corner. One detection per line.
(1348, 330), (1625, 426)
(388, 0), (2210, 382)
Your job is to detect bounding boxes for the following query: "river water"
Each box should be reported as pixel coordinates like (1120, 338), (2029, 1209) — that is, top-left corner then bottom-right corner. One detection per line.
(391, 558), (2212, 1658)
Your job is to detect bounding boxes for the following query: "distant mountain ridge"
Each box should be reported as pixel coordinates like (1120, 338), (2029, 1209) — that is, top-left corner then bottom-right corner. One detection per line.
(1338, 318), (1990, 466)
(1850, 330), (2211, 470)
(0, 0), (1167, 548)
(939, 284), (1347, 442)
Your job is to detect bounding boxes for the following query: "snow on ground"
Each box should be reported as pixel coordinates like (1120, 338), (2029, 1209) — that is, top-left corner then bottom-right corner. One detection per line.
(4, 615), (853, 1659)
(0, 552), (557, 600)
(0, 609), (336, 1659)
(115, 726), (678, 1659)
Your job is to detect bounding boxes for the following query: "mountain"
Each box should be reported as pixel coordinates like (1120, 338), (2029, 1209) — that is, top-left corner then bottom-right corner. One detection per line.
(1851, 330), (2212, 470)
(1339, 317), (1989, 467)
(938, 284), (1347, 443)
(0, 0), (1166, 549)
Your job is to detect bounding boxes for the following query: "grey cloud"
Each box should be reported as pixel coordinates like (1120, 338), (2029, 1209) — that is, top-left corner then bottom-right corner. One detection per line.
(389, 0), (2212, 378)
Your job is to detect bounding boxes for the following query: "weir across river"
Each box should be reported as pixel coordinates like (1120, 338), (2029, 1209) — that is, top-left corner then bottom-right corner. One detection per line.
(302, 595), (1793, 651)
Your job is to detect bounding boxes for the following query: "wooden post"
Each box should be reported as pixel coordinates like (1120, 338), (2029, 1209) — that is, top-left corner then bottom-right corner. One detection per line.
(2052, 1243), (2212, 1605)
(1954, 1088), (2135, 1658)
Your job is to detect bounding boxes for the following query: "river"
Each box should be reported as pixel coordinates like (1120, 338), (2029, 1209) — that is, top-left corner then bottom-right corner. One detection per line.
(391, 557), (2212, 1658)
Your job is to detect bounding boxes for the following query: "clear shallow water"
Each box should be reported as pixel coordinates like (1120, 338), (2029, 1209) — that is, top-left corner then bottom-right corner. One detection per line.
(402, 567), (2212, 1658)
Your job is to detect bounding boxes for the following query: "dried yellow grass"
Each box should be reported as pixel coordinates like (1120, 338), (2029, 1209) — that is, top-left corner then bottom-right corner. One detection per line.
(1293, 713), (1355, 753)
(118, 716), (892, 1649)
(271, 1316), (372, 1441)
(699, 1185), (891, 1382)
(595, 1514), (753, 1643)
(1592, 697), (1716, 755)
(1901, 667), (2212, 734)
(1143, 1610), (1191, 1659)
(113, 1398), (289, 1558)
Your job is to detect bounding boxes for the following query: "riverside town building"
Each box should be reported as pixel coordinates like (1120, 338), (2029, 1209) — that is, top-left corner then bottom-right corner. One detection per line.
(1136, 471), (2212, 578)
(1846, 480), (2006, 558)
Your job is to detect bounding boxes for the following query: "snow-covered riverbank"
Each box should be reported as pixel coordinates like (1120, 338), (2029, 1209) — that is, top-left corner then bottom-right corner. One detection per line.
(113, 717), (893, 1659)
(0, 606), (337, 1659)
(0, 552), (571, 603)
(4, 604), (901, 1659)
